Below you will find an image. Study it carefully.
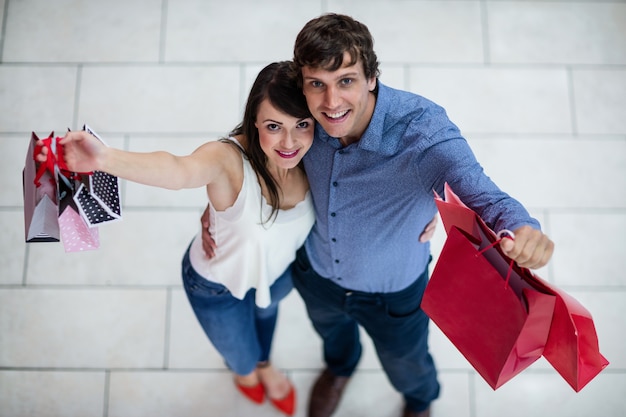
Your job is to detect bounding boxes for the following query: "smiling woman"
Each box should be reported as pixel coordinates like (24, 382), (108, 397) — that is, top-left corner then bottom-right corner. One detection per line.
(34, 61), (315, 417)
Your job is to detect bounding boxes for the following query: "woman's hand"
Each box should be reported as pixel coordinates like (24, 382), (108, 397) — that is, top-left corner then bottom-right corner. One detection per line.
(35, 131), (105, 173)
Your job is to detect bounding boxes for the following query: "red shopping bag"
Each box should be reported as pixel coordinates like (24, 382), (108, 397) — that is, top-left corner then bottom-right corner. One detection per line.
(522, 273), (609, 392)
(426, 183), (608, 391)
(423, 222), (556, 389)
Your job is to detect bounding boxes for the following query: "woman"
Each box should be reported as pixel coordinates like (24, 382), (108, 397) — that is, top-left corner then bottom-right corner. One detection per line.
(37, 62), (315, 416)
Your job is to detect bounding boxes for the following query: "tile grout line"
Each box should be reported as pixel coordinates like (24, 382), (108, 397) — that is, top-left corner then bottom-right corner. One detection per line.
(159, 0), (168, 64)
(480, 0), (491, 65)
(72, 64), (83, 130)
(21, 237), (29, 286)
(566, 66), (579, 136)
(0, 0), (9, 63)
(163, 287), (172, 369)
(102, 369), (110, 417)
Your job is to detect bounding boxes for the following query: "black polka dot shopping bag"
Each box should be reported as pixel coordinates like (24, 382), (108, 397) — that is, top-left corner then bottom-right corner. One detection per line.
(23, 125), (121, 252)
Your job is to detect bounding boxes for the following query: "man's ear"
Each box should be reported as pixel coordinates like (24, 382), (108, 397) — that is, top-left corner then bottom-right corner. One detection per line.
(368, 77), (377, 92)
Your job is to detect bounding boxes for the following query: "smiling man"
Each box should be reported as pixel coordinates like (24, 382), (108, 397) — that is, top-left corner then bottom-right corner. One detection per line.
(289, 13), (554, 417)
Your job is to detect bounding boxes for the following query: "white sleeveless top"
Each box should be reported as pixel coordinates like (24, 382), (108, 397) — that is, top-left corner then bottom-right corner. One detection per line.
(188, 139), (315, 307)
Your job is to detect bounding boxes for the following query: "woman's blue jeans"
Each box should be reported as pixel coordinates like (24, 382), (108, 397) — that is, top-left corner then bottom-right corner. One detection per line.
(181, 246), (293, 376)
(291, 246), (440, 412)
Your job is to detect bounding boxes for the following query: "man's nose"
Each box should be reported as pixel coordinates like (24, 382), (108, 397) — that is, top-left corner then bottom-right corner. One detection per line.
(323, 85), (341, 109)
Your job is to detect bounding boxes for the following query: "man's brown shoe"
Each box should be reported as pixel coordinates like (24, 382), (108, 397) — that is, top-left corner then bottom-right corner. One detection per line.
(402, 404), (431, 417)
(308, 368), (350, 417)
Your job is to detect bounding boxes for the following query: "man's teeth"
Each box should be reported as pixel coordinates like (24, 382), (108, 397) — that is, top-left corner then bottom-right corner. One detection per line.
(326, 110), (348, 119)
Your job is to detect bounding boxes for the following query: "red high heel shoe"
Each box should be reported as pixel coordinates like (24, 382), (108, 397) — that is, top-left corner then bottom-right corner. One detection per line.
(268, 383), (296, 416)
(235, 380), (265, 404)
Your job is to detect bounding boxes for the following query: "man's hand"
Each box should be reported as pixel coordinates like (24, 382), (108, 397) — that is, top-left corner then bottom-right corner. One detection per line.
(499, 225), (554, 269)
(419, 216), (438, 243)
(200, 204), (217, 258)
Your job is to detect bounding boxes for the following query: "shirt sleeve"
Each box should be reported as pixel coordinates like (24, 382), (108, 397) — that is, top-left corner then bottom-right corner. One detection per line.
(415, 128), (541, 234)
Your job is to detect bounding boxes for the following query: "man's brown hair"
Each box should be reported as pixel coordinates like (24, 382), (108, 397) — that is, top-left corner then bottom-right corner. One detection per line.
(293, 13), (380, 84)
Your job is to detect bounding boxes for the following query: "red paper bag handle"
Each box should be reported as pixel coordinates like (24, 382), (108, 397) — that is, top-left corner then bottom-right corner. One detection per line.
(476, 229), (516, 289)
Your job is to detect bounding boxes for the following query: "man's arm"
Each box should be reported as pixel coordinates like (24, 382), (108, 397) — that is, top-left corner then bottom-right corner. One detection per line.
(199, 204), (440, 259)
(200, 204), (217, 258)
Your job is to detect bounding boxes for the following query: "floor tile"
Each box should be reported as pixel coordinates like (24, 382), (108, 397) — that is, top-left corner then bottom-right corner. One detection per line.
(489, 2), (626, 65)
(0, 288), (167, 368)
(332, 0), (484, 63)
(408, 67), (572, 134)
(474, 370), (625, 417)
(0, 211), (26, 284)
(469, 137), (626, 209)
(164, 0), (319, 62)
(78, 65), (242, 134)
(3, 0), (163, 63)
(0, 370), (106, 417)
(550, 213), (626, 287)
(0, 66), (77, 132)
(573, 69), (626, 135)
(25, 210), (198, 286)
(108, 371), (247, 417)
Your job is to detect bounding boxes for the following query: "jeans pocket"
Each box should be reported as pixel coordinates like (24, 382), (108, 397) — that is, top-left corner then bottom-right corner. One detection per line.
(385, 298), (422, 319)
(183, 265), (230, 297)
(383, 276), (428, 319)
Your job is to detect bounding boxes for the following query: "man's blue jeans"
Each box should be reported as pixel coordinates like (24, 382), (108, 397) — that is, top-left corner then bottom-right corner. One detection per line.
(291, 246), (440, 412)
(182, 245), (293, 376)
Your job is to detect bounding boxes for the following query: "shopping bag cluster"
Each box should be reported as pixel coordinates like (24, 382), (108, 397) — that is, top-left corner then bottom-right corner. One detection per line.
(22, 126), (121, 252)
(422, 183), (608, 392)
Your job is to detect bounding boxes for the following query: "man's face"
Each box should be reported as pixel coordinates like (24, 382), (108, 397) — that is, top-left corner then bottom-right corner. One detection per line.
(300, 52), (377, 145)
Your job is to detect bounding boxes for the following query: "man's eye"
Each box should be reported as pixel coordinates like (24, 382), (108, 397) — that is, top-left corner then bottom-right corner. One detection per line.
(340, 78), (353, 86)
(311, 81), (323, 88)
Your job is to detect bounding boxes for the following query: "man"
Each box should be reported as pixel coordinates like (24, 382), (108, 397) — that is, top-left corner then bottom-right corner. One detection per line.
(205, 13), (554, 417)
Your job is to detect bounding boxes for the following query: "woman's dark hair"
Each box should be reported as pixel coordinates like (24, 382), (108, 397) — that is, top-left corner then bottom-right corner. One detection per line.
(293, 13), (380, 85)
(226, 61), (312, 223)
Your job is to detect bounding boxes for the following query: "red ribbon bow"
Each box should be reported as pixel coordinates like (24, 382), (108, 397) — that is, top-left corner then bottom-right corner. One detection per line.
(32, 133), (74, 187)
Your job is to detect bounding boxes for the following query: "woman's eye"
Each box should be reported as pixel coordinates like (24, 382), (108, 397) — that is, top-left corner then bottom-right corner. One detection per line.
(297, 121), (310, 128)
(267, 123), (280, 131)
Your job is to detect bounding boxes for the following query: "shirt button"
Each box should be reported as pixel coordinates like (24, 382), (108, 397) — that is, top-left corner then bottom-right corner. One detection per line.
(334, 259), (340, 264)
(331, 238), (337, 242)
(332, 181), (338, 187)
(330, 212), (336, 217)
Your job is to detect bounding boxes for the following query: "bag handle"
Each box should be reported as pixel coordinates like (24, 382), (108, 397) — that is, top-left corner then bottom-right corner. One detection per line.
(477, 229), (515, 289)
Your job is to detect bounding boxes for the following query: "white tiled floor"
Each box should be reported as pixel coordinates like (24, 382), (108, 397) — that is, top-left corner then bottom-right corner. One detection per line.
(1, 1), (625, 416)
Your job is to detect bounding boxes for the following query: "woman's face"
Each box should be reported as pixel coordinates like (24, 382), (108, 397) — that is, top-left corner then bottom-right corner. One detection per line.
(255, 99), (315, 171)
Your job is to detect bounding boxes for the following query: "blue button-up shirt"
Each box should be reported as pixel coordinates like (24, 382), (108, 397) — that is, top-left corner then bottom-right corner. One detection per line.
(302, 81), (540, 293)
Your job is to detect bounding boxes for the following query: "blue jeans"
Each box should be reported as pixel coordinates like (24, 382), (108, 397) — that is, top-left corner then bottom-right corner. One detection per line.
(181, 246), (293, 375)
(291, 246), (440, 412)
